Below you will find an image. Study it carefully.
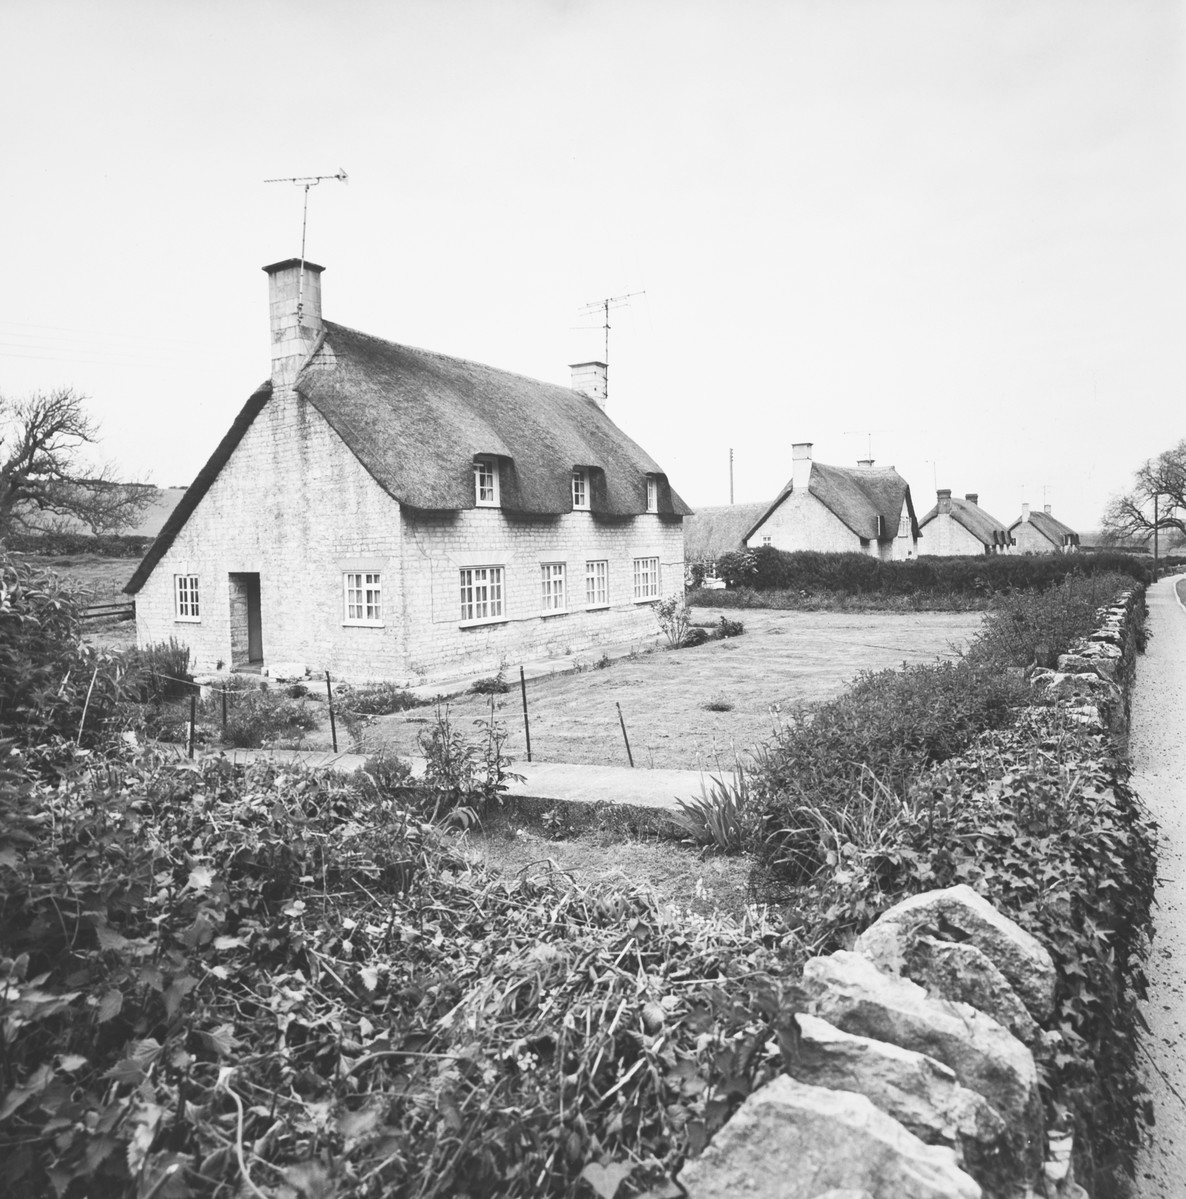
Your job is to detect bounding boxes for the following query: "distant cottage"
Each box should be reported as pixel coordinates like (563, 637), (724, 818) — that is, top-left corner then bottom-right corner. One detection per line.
(917, 490), (1013, 556)
(1009, 503), (1079, 554)
(126, 260), (689, 683)
(740, 443), (920, 560)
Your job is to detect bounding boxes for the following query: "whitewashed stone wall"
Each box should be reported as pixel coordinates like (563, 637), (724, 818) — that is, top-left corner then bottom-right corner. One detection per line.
(918, 513), (987, 557)
(747, 493), (916, 560)
(135, 392), (684, 683)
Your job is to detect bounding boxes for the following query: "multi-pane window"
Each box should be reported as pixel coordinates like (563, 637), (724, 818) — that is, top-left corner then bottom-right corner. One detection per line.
(459, 566), (504, 622)
(175, 574), (200, 620)
(585, 559), (608, 607)
(646, 476), (658, 512)
(572, 469), (589, 510)
(540, 563), (567, 612)
(344, 572), (383, 624)
(633, 557), (659, 599)
(474, 458), (499, 506)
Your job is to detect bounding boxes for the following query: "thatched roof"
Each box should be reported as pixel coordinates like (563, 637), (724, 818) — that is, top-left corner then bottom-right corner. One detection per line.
(744, 463), (920, 544)
(298, 322), (690, 518)
(918, 496), (1011, 548)
(683, 502), (770, 560)
(1009, 509), (1080, 548)
(126, 322), (690, 595)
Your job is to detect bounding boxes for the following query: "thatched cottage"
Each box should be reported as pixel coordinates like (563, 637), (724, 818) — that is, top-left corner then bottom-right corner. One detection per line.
(1009, 503), (1080, 554)
(917, 490), (1014, 556)
(126, 259), (689, 683)
(741, 443), (919, 560)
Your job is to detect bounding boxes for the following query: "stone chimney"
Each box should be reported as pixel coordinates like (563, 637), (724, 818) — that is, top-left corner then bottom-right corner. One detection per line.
(1021, 502), (1031, 522)
(965, 493), (979, 506)
(1044, 503), (1052, 515)
(937, 488), (952, 514)
(857, 458), (875, 469)
(792, 442), (813, 490)
(570, 361), (607, 408)
(264, 258), (325, 389)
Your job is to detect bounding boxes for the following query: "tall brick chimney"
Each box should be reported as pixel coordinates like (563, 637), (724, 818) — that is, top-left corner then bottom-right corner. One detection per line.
(264, 259), (325, 389)
(570, 361), (607, 408)
(937, 488), (953, 514)
(792, 442), (813, 490)
(965, 493), (979, 506)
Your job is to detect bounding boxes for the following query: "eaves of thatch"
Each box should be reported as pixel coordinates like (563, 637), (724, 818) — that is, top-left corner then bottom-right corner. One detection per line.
(743, 463), (920, 545)
(683, 502), (771, 560)
(298, 322), (691, 518)
(918, 497), (1012, 548)
(125, 383), (272, 594)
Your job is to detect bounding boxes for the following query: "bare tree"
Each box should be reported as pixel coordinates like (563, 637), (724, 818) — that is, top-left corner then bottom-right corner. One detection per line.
(0, 388), (153, 537)
(1100, 439), (1186, 546)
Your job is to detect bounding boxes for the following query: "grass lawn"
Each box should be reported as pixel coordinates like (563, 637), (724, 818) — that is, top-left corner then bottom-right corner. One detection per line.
(337, 607), (987, 770)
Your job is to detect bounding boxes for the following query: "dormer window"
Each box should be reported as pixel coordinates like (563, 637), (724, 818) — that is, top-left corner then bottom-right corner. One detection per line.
(474, 458), (499, 507)
(645, 476), (658, 513)
(572, 469), (589, 510)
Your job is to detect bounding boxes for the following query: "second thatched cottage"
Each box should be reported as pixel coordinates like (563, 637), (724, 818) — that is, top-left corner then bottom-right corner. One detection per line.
(126, 259), (689, 683)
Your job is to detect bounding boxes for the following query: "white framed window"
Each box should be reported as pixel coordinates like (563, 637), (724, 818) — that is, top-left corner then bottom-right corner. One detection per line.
(585, 559), (608, 607)
(646, 476), (659, 512)
(540, 562), (567, 613)
(459, 566), (504, 623)
(174, 574), (200, 621)
(344, 572), (383, 625)
(474, 458), (500, 507)
(633, 556), (659, 600)
(761, 535), (772, 546)
(572, 468), (589, 510)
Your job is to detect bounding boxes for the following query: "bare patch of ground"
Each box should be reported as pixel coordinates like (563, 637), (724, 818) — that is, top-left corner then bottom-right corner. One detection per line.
(345, 608), (985, 770)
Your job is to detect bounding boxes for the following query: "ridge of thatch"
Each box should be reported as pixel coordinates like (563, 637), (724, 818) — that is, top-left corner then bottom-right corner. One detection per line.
(918, 496), (1011, 547)
(743, 462), (919, 544)
(296, 322), (691, 518)
(125, 383), (273, 594)
(683, 502), (771, 560)
(1009, 509), (1080, 547)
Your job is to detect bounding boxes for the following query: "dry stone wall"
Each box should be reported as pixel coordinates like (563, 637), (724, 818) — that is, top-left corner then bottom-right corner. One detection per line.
(679, 588), (1147, 1199)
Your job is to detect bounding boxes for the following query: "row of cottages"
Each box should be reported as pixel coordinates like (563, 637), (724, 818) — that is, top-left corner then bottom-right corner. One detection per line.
(126, 260), (689, 684)
(916, 490), (1013, 556)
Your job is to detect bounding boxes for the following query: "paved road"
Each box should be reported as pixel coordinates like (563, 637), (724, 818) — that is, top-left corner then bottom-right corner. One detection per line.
(1133, 576), (1186, 1197)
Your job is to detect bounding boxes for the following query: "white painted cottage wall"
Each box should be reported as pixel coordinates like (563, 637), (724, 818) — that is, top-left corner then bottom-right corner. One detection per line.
(917, 513), (986, 557)
(744, 490), (862, 554)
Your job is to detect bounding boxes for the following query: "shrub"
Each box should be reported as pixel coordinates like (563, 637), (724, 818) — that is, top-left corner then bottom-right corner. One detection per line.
(656, 596), (691, 648)
(681, 626), (711, 648)
(703, 692), (734, 712)
(335, 680), (420, 714)
(417, 702), (523, 824)
(135, 636), (192, 703)
(470, 671), (509, 695)
(202, 684), (320, 748)
(714, 616), (745, 638)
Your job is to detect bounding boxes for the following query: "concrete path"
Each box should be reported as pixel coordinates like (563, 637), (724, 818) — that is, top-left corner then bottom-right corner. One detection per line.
(1133, 575), (1186, 1198)
(194, 746), (714, 814)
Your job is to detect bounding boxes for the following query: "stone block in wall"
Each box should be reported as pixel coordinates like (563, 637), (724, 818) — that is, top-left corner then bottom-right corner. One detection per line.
(803, 951), (1043, 1180)
(853, 884), (1056, 1023)
(903, 937), (1037, 1044)
(678, 1075), (980, 1199)
(786, 1013), (1007, 1151)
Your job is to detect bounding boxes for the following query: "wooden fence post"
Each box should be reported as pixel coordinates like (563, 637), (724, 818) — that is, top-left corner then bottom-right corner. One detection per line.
(519, 666), (532, 763)
(326, 672), (338, 754)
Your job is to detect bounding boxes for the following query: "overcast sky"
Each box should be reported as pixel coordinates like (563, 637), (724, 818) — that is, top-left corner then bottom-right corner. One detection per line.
(4, 0), (1183, 531)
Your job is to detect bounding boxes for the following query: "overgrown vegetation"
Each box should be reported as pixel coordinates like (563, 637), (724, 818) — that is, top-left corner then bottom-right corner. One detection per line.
(333, 681), (422, 715)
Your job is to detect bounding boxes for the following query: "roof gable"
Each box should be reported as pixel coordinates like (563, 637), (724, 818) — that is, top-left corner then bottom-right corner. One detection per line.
(1009, 510), (1079, 546)
(918, 497), (1010, 547)
(744, 462), (918, 544)
(683, 502), (770, 559)
(297, 322), (690, 517)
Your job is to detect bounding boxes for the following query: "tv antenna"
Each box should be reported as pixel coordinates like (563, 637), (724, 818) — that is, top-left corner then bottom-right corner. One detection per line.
(264, 169), (348, 324)
(844, 429), (890, 461)
(578, 291), (645, 363)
